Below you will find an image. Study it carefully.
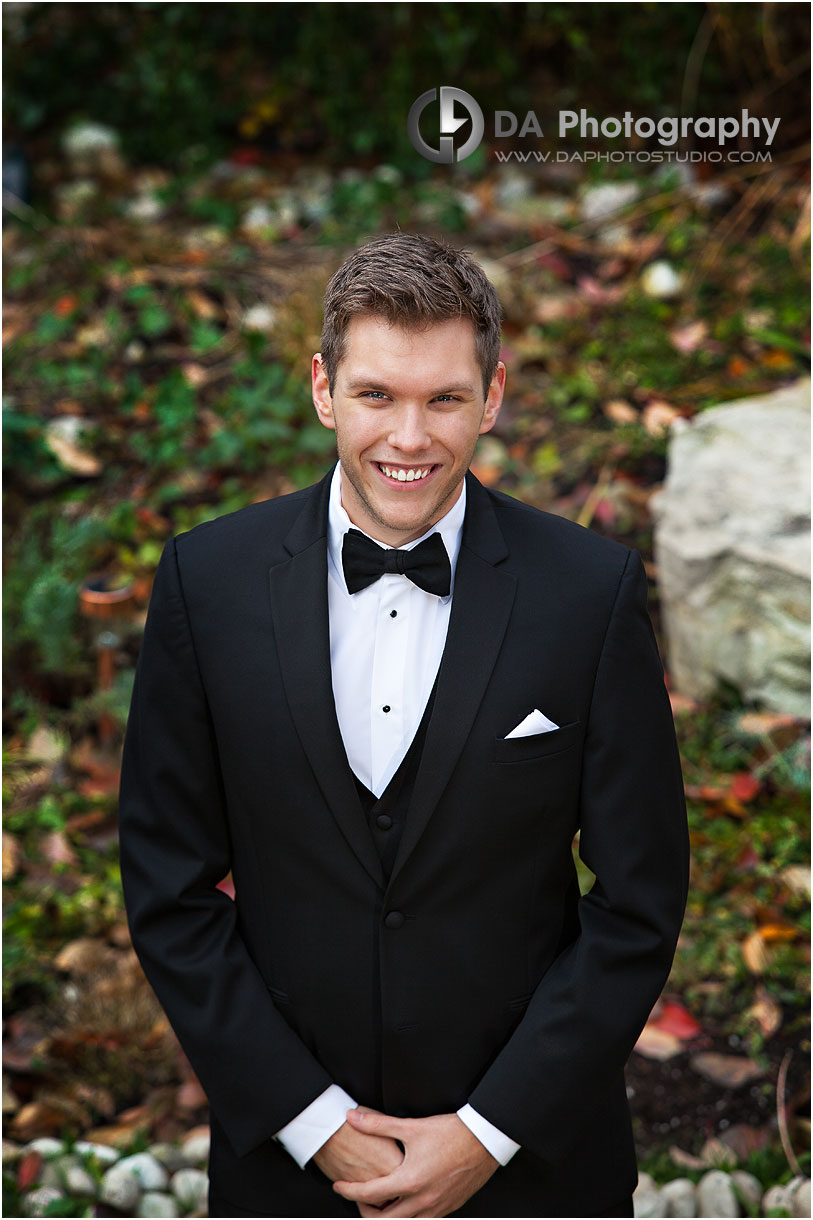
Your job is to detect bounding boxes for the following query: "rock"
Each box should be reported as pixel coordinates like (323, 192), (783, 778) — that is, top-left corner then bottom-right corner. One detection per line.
(171, 1167), (208, 1212)
(116, 1151), (169, 1191)
(790, 1179), (811, 1216)
(2, 1140), (22, 1165)
(125, 194), (165, 222)
(660, 1177), (697, 1216)
(580, 181), (640, 223)
(73, 1139), (121, 1164)
(652, 381), (811, 716)
(785, 1176), (811, 1216)
(138, 1191), (180, 1217)
(63, 1160), (98, 1196)
(697, 1170), (738, 1217)
(180, 1126), (211, 1165)
(633, 1171), (664, 1217)
(762, 1183), (789, 1212)
(641, 261), (684, 299)
(730, 1170), (762, 1211)
(101, 1161), (143, 1212)
(63, 121), (119, 159)
(24, 1138), (65, 1159)
(22, 1186), (63, 1217)
(242, 303), (276, 333)
(148, 1142), (188, 1173)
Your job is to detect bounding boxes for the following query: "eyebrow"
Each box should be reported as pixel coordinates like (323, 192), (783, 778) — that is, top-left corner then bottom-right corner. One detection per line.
(345, 378), (477, 396)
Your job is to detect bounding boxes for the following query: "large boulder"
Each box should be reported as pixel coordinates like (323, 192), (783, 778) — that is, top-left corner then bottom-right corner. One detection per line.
(652, 380), (810, 715)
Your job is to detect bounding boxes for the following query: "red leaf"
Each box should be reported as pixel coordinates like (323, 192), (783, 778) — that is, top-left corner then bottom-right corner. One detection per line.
(653, 1000), (704, 1041)
(730, 773), (761, 802)
(17, 1151), (43, 1190)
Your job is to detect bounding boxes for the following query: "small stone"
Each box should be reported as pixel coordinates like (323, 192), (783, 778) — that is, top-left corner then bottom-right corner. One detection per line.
(73, 1139), (121, 1164)
(101, 1162), (145, 1211)
(116, 1151), (169, 1191)
(63, 121), (119, 158)
(242, 303), (276, 333)
(138, 1190), (179, 1217)
(171, 1167), (208, 1212)
(25, 1137), (65, 1159)
(241, 202), (276, 234)
(762, 1183), (788, 1212)
(148, 1143), (187, 1173)
(660, 1177), (697, 1216)
(23, 1186), (63, 1217)
(2, 1140), (22, 1165)
(690, 1052), (764, 1090)
(641, 261), (684, 299)
(580, 181), (640, 223)
(697, 1169), (738, 1217)
(180, 1127), (210, 1165)
(730, 1170), (762, 1211)
(633, 1171), (664, 1217)
(64, 1161), (98, 1196)
(125, 194), (165, 222)
(785, 1176), (811, 1217)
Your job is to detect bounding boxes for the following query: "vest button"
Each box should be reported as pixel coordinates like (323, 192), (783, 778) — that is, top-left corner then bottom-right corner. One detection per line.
(384, 911), (404, 929)
(376, 814), (393, 831)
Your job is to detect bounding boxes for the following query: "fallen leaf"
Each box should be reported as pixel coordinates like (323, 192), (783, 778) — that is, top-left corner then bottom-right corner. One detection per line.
(690, 1052), (764, 1089)
(730, 773), (761, 802)
(742, 930), (770, 974)
(42, 830), (78, 867)
(781, 866), (811, 897)
(176, 1077), (208, 1111)
(670, 1145), (708, 1170)
(669, 320), (708, 354)
(718, 1123), (771, 1160)
(44, 419), (101, 477)
(634, 1025), (682, 1061)
(2, 832), (21, 881)
(55, 937), (118, 975)
(598, 400), (634, 424)
(737, 711), (801, 737)
(700, 1137), (738, 1168)
(642, 400), (681, 436)
(650, 999), (703, 1041)
(758, 922), (798, 943)
(16, 1150), (43, 1191)
(746, 985), (782, 1039)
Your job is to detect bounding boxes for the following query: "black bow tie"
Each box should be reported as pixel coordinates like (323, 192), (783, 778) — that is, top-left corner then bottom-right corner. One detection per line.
(342, 529), (451, 597)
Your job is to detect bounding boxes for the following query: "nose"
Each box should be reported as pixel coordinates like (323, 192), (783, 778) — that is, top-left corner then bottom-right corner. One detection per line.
(387, 404), (432, 454)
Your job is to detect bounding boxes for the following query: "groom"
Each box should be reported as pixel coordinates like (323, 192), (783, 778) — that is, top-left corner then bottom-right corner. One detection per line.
(118, 233), (689, 1217)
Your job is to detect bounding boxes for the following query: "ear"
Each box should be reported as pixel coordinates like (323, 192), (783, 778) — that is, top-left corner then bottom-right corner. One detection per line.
(479, 362), (506, 435)
(312, 354), (335, 431)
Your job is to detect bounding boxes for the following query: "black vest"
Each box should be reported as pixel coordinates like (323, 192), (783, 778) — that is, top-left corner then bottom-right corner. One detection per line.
(351, 679), (438, 881)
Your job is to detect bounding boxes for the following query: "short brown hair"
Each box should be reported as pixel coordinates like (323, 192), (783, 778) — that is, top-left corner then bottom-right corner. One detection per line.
(320, 233), (503, 397)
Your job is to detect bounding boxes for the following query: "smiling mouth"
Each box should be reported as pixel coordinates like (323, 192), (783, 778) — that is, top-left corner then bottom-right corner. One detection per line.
(375, 462), (437, 483)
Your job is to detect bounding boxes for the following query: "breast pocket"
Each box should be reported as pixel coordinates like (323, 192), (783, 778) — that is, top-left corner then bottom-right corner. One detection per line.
(493, 719), (582, 763)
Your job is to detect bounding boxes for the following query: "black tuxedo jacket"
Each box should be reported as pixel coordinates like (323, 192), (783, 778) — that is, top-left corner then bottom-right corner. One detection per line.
(118, 468), (689, 1217)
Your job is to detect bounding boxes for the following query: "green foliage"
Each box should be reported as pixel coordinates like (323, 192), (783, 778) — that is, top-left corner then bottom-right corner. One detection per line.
(3, 504), (111, 678)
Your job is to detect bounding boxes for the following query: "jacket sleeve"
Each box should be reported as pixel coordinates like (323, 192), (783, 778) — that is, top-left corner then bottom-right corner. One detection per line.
(118, 538), (334, 1158)
(468, 548), (689, 1163)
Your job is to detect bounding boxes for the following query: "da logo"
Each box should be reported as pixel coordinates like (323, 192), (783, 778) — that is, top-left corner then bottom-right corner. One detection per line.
(407, 87), (484, 164)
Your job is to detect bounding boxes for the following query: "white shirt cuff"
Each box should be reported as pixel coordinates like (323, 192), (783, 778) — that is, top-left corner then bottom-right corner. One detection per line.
(457, 1103), (520, 1166)
(274, 1084), (358, 1169)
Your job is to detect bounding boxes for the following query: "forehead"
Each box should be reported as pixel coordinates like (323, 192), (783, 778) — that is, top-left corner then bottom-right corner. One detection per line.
(338, 315), (479, 390)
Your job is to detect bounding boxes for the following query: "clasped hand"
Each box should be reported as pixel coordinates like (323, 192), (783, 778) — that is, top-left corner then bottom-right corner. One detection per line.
(314, 1108), (498, 1218)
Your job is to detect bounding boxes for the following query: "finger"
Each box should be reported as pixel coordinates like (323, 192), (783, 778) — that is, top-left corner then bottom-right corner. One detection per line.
(347, 1109), (412, 1140)
(334, 1175), (405, 1206)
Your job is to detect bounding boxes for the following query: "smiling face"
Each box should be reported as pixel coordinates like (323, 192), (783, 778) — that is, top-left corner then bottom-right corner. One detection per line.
(312, 315), (505, 546)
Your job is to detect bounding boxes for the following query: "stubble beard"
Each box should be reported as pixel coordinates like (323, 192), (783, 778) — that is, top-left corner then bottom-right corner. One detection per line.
(335, 434), (474, 544)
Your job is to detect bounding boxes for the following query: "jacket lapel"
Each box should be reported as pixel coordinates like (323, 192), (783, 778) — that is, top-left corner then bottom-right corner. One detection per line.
(267, 471), (386, 889)
(388, 473), (516, 888)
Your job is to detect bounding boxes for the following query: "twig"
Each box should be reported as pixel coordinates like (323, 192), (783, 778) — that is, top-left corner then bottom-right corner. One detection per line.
(777, 1048), (803, 1177)
(577, 462), (614, 530)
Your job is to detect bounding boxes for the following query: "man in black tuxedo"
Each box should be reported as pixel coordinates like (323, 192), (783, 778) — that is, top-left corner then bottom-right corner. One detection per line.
(118, 233), (689, 1218)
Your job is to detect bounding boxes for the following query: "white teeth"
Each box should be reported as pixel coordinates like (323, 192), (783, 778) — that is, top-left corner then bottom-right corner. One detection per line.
(381, 464), (431, 481)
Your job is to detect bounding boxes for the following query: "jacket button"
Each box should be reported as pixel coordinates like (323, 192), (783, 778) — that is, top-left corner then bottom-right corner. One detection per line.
(376, 814), (393, 830)
(384, 911), (405, 929)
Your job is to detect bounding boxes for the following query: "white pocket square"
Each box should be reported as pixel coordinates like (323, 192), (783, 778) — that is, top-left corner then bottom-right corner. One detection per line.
(505, 708), (560, 739)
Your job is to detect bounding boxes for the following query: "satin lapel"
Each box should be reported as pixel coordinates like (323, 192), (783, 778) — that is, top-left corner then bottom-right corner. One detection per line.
(388, 475), (516, 888)
(267, 475), (385, 890)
